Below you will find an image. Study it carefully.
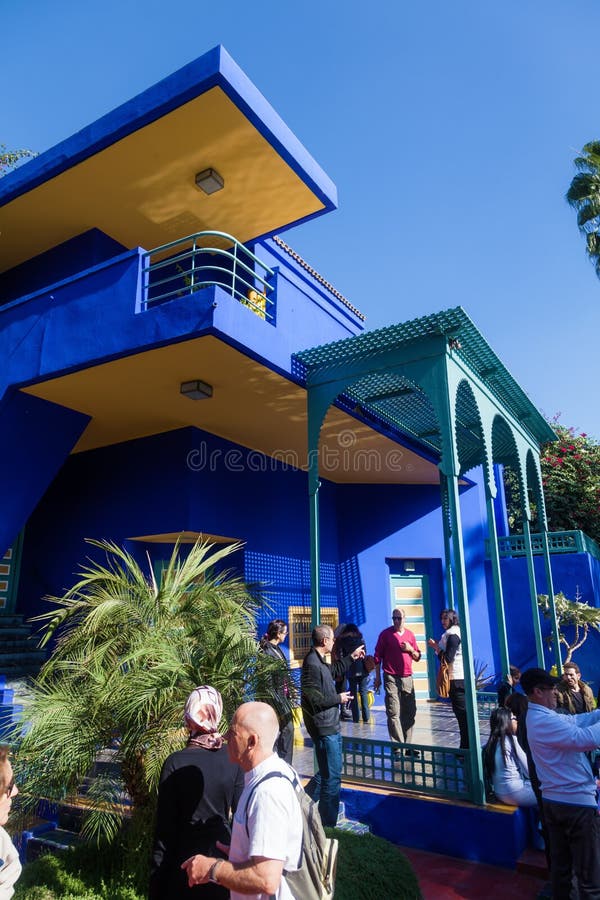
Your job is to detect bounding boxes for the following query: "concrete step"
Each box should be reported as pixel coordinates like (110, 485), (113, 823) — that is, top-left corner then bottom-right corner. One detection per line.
(0, 650), (45, 662)
(335, 801), (370, 835)
(0, 655), (46, 675)
(0, 627), (33, 639)
(0, 615), (26, 627)
(0, 640), (42, 653)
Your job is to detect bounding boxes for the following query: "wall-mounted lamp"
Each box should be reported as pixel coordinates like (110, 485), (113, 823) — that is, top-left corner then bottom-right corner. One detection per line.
(180, 380), (213, 400)
(403, 560), (416, 573)
(194, 168), (224, 195)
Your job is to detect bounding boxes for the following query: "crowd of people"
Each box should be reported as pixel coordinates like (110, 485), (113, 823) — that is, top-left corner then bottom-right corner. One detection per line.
(2, 610), (599, 899)
(479, 656), (600, 897)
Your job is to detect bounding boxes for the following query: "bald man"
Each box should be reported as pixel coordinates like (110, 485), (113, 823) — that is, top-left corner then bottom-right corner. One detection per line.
(182, 702), (302, 900)
(374, 607), (421, 759)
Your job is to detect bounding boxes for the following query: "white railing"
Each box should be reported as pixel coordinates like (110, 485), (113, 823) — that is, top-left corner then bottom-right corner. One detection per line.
(141, 231), (275, 320)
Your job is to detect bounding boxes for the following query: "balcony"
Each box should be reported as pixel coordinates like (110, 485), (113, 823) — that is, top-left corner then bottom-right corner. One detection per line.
(141, 231), (276, 322)
(486, 529), (600, 562)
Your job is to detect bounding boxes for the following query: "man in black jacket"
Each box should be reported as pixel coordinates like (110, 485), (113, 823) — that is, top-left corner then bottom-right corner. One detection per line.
(301, 624), (364, 826)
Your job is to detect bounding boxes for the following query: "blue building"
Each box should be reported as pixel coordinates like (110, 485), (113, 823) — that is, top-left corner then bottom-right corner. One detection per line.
(1, 45), (598, 818)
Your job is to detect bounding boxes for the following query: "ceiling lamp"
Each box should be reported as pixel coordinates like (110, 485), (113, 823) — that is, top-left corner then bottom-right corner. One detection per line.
(180, 380), (213, 400)
(194, 168), (224, 195)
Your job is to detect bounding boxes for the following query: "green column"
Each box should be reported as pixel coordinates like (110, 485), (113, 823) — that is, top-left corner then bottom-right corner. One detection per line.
(522, 519), (544, 666)
(485, 487), (510, 680)
(439, 473), (455, 611)
(307, 436), (321, 628)
(446, 473), (485, 805)
(541, 528), (562, 675)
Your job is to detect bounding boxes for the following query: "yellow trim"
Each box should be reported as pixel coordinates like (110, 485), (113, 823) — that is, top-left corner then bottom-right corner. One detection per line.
(22, 336), (441, 485)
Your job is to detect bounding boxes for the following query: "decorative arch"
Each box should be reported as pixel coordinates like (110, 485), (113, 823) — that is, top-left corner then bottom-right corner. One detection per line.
(453, 379), (487, 478)
(491, 413), (527, 510)
(526, 448), (547, 529)
(308, 368), (443, 482)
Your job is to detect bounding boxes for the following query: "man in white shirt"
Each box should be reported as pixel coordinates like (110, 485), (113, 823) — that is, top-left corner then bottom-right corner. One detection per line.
(521, 667), (600, 899)
(182, 701), (303, 900)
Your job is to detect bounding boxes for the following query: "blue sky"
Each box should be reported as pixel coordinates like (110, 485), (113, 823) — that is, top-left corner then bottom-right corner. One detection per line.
(3, 1), (600, 436)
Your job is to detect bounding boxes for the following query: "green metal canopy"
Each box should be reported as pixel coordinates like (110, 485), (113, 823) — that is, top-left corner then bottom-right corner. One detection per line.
(293, 305), (561, 805)
(294, 306), (556, 460)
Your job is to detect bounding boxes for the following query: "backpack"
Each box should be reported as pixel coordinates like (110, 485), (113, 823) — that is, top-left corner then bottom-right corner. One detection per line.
(245, 769), (338, 900)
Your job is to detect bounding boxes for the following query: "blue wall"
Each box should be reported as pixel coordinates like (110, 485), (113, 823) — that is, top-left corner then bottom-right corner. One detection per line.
(341, 785), (530, 868)
(17, 427), (342, 630)
(500, 551), (600, 693)
(0, 391), (89, 554)
(0, 227), (364, 564)
(0, 229), (127, 305)
(16, 428), (450, 649)
(16, 421), (600, 695)
(333, 468), (501, 682)
(16, 428), (509, 700)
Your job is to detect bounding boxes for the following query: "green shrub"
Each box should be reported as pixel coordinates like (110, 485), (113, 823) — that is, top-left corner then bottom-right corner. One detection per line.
(15, 826), (421, 899)
(331, 828), (422, 900)
(14, 845), (144, 900)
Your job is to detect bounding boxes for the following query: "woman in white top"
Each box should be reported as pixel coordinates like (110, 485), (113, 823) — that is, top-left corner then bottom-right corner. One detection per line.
(429, 608), (469, 749)
(483, 707), (536, 807)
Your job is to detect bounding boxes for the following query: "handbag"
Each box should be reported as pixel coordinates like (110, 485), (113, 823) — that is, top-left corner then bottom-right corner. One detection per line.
(363, 654), (376, 674)
(436, 655), (451, 698)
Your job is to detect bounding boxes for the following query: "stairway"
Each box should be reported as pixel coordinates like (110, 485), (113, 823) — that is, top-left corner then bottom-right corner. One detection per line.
(20, 749), (132, 862)
(0, 614), (46, 679)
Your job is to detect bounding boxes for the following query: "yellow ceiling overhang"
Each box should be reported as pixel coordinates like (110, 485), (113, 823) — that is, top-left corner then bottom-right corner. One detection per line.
(128, 531), (240, 544)
(0, 87), (324, 274)
(22, 335), (440, 485)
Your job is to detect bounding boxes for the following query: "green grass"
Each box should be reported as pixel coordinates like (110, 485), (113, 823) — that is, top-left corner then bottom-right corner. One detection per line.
(15, 828), (421, 899)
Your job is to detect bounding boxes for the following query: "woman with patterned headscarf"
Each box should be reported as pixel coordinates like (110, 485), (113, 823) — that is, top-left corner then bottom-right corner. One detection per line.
(150, 686), (244, 899)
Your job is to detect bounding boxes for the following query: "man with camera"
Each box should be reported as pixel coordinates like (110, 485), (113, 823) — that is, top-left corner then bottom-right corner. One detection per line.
(301, 624), (365, 826)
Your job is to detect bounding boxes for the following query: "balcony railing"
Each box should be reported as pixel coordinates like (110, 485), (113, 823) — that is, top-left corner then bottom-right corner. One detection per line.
(486, 529), (600, 562)
(141, 231), (275, 320)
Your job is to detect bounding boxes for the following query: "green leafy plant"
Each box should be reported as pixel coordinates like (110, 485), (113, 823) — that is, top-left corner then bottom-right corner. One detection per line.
(504, 419), (600, 544)
(0, 144), (37, 176)
(15, 827), (421, 900)
(473, 658), (495, 691)
(537, 588), (600, 663)
(13, 539), (282, 843)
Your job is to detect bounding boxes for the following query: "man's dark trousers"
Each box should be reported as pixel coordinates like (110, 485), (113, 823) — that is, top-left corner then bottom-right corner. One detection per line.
(543, 799), (600, 899)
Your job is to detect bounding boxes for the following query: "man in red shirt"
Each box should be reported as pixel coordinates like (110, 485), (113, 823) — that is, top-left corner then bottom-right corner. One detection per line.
(374, 608), (421, 759)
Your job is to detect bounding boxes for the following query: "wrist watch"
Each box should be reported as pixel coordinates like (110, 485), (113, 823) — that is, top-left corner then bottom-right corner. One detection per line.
(208, 859), (224, 883)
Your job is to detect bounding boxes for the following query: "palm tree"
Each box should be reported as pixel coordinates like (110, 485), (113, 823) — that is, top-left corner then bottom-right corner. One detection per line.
(566, 141), (600, 278)
(12, 539), (283, 843)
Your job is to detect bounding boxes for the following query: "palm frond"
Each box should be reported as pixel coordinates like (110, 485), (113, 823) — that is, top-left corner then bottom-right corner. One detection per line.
(17, 538), (277, 844)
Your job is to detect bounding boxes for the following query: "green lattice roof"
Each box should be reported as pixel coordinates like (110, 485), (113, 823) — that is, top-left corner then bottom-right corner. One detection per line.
(294, 307), (555, 453)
